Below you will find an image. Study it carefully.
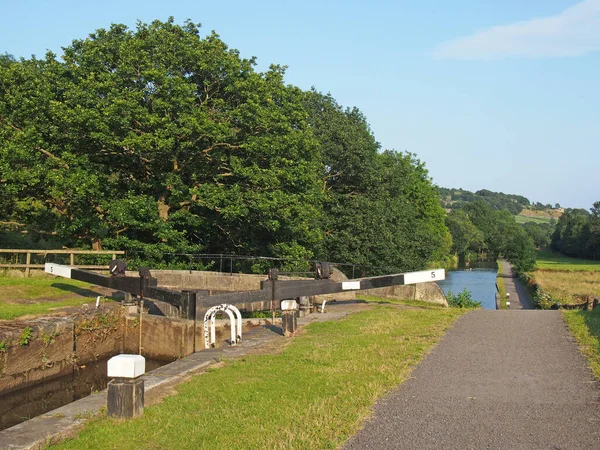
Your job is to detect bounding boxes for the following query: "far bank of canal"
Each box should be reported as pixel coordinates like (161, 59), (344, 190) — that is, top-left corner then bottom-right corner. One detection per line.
(438, 262), (498, 310)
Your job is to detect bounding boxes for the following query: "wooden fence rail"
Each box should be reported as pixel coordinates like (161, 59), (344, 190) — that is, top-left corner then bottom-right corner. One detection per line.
(0, 249), (125, 276)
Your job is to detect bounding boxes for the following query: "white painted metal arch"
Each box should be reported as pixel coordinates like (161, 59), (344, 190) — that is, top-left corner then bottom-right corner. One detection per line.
(203, 304), (243, 349)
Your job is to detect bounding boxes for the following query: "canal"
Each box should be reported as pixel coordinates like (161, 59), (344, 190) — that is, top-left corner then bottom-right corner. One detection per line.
(438, 262), (498, 310)
(0, 356), (169, 431)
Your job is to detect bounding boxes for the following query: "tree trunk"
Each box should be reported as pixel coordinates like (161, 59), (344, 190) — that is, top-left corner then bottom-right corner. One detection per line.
(158, 197), (170, 221)
(92, 238), (103, 251)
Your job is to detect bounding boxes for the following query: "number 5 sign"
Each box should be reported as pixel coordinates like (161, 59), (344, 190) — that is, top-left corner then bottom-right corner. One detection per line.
(403, 269), (445, 284)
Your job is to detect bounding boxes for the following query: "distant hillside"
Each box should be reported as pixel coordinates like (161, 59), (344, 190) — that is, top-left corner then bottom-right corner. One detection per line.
(516, 208), (563, 225)
(439, 187), (562, 219)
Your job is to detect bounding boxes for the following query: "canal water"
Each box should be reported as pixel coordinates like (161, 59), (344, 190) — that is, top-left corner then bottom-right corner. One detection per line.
(0, 356), (169, 431)
(438, 262), (498, 310)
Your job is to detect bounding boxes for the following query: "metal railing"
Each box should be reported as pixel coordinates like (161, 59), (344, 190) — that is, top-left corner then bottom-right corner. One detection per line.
(124, 251), (408, 278)
(0, 248), (410, 279)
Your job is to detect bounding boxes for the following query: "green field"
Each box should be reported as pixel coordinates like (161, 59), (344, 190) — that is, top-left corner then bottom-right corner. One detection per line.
(0, 275), (102, 320)
(49, 305), (465, 450)
(535, 249), (600, 271)
(531, 249), (600, 307)
(515, 214), (553, 224)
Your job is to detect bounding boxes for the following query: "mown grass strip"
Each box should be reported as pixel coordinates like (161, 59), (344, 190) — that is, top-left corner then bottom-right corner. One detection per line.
(562, 309), (600, 379)
(536, 249), (600, 271)
(0, 276), (95, 320)
(48, 306), (465, 450)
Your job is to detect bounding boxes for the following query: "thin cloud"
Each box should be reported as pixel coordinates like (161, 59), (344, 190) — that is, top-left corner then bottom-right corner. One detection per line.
(434, 0), (600, 60)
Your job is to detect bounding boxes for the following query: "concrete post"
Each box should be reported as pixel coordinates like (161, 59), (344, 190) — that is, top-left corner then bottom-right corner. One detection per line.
(281, 300), (298, 336)
(180, 290), (196, 320)
(297, 296), (310, 317)
(107, 354), (145, 419)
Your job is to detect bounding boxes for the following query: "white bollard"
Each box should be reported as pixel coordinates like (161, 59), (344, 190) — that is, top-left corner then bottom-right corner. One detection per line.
(281, 300), (298, 336)
(107, 354), (145, 418)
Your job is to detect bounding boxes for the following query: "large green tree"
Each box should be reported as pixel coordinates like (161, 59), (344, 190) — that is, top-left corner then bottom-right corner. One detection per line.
(0, 20), (323, 260)
(445, 209), (484, 255)
(304, 91), (450, 271)
(1, 19), (452, 271)
(460, 200), (536, 271)
(522, 222), (553, 249)
(551, 204), (600, 260)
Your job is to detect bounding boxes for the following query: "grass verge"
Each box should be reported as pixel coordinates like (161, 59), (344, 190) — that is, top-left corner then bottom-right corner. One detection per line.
(0, 276), (97, 320)
(0, 299), (97, 321)
(496, 262), (507, 310)
(562, 309), (600, 379)
(48, 306), (465, 450)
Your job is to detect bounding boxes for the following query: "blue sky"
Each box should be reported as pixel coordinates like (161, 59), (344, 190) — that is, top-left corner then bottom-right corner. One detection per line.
(2, 0), (599, 209)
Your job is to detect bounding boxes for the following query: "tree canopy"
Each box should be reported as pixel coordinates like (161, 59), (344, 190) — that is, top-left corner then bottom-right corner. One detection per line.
(439, 187), (531, 215)
(445, 200), (536, 271)
(551, 203), (600, 260)
(0, 19), (449, 271)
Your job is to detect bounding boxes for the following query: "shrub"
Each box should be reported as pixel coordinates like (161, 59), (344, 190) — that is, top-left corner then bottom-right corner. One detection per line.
(446, 288), (481, 309)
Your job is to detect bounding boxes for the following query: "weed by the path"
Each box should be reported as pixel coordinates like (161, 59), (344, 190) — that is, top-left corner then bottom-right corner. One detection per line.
(19, 326), (33, 346)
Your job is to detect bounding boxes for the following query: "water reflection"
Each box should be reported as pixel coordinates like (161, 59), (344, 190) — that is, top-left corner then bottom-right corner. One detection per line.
(0, 357), (168, 431)
(438, 262), (498, 310)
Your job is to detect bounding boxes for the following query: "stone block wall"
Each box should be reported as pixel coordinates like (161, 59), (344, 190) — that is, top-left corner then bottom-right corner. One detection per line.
(363, 281), (448, 307)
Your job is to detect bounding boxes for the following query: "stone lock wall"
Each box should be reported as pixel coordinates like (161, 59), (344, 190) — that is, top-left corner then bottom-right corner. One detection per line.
(0, 310), (124, 395)
(363, 282), (448, 306)
(0, 307), (276, 395)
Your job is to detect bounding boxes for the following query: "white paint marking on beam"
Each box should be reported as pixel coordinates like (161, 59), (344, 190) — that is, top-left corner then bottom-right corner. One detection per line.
(342, 281), (361, 290)
(44, 263), (72, 279)
(403, 269), (445, 285)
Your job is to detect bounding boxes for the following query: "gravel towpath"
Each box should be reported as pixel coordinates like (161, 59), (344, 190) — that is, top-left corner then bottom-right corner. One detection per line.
(344, 309), (600, 449)
(500, 259), (534, 310)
